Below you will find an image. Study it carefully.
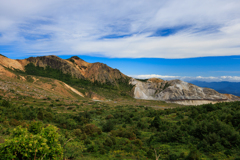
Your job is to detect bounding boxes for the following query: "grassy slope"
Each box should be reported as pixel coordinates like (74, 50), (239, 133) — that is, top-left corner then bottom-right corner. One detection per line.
(1, 61), (240, 159)
(1, 91), (240, 159)
(9, 63), (134, 100)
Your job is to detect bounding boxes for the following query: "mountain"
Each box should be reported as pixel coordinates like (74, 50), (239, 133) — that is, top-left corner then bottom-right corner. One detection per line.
(130, 78), (240, 105)
(189, 80), (240, 97)
(0, 54), (240, 105)
(0, 55), (132, 100)
(25, 55), (129, 84)
(0, 55), (129, 84)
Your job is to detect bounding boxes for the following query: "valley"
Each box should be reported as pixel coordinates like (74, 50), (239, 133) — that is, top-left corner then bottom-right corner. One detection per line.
(1, 1), (240, 159)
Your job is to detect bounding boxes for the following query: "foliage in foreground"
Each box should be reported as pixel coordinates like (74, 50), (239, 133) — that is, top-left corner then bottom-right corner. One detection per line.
(1, 97), (240, 159)
(0, 122), (63, 160)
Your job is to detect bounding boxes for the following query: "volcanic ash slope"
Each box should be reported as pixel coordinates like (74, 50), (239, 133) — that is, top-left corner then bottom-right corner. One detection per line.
(130, 78), (240, 105)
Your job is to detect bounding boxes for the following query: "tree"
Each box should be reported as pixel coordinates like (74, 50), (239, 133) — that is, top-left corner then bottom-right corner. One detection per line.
(153, 145), (170, 160)
(102, 120), (115, 132)
(0, 124), (63, 160)
(150, 116), (161, 130)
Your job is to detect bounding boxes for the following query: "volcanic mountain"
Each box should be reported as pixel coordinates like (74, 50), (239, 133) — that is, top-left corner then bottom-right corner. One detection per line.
(130, 78), (240, 105)
(24, 55), (129, 84)
(0, 54), (239, 105)
(0, 55), (132, 100)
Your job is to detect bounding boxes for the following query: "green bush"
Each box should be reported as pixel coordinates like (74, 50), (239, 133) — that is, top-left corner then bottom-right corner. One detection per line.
(64, 142), (85, 159)
(26, 75), (34, 83)
(102, 120), (115, 132)
(103, 137), (113, 147)
(149, 116), (161, 130)
(185, 148), (201, 160)
(1, 100), (11, 108)
(0, 125), (63, 160)
(83, 124), (102, 136)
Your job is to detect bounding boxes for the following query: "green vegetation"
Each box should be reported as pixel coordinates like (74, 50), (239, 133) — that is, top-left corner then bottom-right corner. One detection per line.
(136, 79), (148, 82)
(11, 63), (134, 99)
(1, 124), (63, 159)
(26, 75), (34, 83)
(68, 58), (75, 64)
(24, 63), (92, 87)
(163, 82), (171, 90)
(1, 96), (240, 159)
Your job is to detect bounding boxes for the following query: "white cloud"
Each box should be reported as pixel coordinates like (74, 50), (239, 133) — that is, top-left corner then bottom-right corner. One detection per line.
(0, 0), (240, 58)
(131, 74), (180, 79)
(131, 74), (240, 82)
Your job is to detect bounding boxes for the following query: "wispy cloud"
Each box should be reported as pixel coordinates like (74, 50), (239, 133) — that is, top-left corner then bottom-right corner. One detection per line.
(131, 74), (240, 82)
(131, 74), (180, 80)
(0, 0), (240, 58)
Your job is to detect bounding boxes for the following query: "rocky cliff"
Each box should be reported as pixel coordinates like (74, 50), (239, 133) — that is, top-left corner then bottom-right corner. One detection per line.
(24, 55), (129, 85)
(130, 78), (240, 105)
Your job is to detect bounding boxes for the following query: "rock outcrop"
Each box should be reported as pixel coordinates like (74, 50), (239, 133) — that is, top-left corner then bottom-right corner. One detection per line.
(25, 55), (129, 85)
(26, 55), (85, 79)
(130, 78), (240, 105)
(0, 54), (25, 71)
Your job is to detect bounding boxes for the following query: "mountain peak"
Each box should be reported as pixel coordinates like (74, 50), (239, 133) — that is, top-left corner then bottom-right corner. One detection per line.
(22, 55), (128, 84)
(70, 56), (82, 60)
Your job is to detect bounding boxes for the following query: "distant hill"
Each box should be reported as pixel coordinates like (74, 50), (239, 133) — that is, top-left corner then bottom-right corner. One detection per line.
(0, 54), (240, 104)
(0, 55), (133, 100)
(189, 81), (240, 96)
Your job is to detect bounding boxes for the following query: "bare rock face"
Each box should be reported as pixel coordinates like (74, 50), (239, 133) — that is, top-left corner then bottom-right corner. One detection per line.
(130, 78), (240, 105)
(0, 54), (25, 71)
(26, 55), (85, 79)
(0, 54), (129, 87)
(25, 55), (129, 85)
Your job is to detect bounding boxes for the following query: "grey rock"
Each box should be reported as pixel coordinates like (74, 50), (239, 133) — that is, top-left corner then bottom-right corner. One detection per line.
(130, 78), (240, 105)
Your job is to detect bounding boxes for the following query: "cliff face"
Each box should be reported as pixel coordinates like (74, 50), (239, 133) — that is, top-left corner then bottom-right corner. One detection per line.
(26, 55), (85, 79)
(130, 78), (240, 105)
(0, 54), (25, 71)
(73, 57), (126, 84)
(25, 55), (128, 84)
(0, 54), (128, 86)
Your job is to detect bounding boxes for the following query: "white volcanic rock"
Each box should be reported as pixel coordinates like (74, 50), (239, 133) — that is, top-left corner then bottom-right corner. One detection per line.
(130, 78), (240, 105)
(130, 78), (156, 100)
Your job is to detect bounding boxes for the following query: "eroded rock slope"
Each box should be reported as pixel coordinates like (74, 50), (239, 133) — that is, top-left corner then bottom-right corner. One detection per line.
(130, 78), (240, 105)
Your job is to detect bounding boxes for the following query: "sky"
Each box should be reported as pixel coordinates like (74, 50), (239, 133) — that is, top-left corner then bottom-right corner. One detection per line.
(0, 0), (240, 82)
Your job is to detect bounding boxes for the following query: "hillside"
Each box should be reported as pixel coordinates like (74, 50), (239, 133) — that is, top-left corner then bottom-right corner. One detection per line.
(1, 54), (240, 105)
(1, 54), (240, 159)
(1, 95), (240, 159)
(130, 78), (240, 105)
(0, 55), (133, 100)
(25, 55), (128, 85)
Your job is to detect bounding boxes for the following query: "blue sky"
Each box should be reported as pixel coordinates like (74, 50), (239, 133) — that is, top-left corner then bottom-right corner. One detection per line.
(0, 0), (240, 82)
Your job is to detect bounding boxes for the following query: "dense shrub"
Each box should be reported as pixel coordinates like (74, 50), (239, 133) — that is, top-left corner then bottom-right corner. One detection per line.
(102, 120), (115, 132)
(0, 124), (63, 160)
(1, 97), (240, 159)
(82, 124), (102, 136)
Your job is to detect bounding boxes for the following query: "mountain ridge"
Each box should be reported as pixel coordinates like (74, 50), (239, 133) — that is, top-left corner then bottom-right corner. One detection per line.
(129, 78), (240, 105)
(189, 80), (240, 97)
(1, 54), (239, 105)
(0, 54), (133, 100)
